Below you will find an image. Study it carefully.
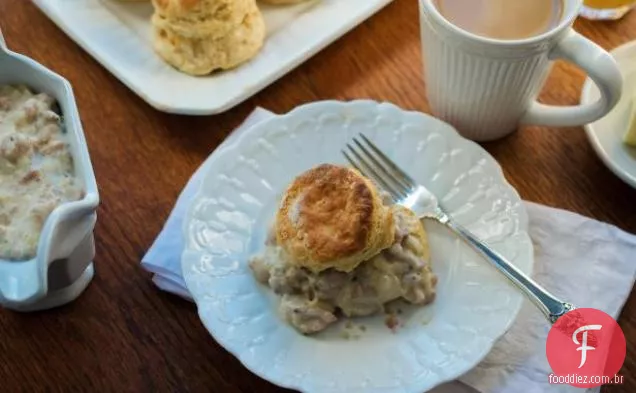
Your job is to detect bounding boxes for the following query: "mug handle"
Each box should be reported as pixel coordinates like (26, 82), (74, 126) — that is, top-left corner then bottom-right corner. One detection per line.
(521, 29), (622, 127)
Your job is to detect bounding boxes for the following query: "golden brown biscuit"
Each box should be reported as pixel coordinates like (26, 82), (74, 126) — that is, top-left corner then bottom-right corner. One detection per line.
(151, 0), (254, 39)
(151, 0), (256, 39)
(259, 0), (310, 4)
(276, 164), (395, 273)
(152, 0), (249, 20)
(152, 8), (265, 75)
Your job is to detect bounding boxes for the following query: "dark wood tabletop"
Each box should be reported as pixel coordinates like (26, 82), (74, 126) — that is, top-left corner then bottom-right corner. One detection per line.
(0, 0), (635, 392)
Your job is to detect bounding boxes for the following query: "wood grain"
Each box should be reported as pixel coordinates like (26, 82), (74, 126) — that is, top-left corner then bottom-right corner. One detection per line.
(0, 0), (635, 392)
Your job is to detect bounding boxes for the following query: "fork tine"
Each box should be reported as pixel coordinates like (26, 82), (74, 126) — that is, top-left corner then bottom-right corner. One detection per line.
(343, 149), (375, 187)
(342, 150), (364, 174)
(344, 145), (390, 192)
(352, 136), (414, 194)
(345, 143), (408, 200)
(358, 133), (418, 188)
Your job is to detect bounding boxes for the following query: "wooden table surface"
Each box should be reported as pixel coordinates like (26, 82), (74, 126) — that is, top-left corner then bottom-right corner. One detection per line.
(1, 0), (635, 392)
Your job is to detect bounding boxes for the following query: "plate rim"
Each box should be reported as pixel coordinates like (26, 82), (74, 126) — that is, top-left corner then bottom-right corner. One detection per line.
(181, 100), (533, 392)
(32, 0), (393, 115)
(582, 40), (636, 189)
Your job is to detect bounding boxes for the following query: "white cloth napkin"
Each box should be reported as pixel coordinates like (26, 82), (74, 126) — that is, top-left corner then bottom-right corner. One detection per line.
(141, 108), (636, 393)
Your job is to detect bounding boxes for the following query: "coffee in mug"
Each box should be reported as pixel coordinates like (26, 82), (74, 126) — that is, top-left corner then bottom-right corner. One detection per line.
(433, 0), (564, 40)
(419, 0), (622, 141)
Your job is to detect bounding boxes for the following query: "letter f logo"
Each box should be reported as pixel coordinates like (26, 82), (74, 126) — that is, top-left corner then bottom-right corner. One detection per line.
(572, 324), (602, 368)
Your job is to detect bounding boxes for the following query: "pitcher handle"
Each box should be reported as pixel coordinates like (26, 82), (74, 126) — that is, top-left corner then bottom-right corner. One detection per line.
(0, 25), (6, 49)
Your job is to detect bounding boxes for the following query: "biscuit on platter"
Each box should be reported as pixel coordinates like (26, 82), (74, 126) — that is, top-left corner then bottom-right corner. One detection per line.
(276, 164), (395, 273)
(152, 8), (265, 75)
(151, 0), (253, 39)
(259, 0), (310, 4)
(152, 0), (249, 19)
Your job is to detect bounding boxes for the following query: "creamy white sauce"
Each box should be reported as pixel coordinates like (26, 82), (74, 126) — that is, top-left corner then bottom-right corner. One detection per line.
(0, 85), (83, 260)
(249, 208), (437, 334)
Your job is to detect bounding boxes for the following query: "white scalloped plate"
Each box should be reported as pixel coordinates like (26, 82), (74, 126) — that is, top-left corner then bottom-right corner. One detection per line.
(182, 101), (533, 393)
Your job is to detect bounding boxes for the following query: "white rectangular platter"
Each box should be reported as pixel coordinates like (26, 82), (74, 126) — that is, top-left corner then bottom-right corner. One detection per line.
(33, 0), (393, 115)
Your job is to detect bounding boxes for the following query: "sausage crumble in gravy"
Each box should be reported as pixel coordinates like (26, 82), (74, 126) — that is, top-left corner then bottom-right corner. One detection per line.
(0, 85), (83, 260)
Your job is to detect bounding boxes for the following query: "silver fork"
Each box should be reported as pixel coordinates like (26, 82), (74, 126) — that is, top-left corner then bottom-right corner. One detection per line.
(343, 134), (576, 324)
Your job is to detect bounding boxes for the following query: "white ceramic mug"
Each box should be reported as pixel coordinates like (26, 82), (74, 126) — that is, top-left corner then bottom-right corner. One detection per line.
(419, 0), (623, 141)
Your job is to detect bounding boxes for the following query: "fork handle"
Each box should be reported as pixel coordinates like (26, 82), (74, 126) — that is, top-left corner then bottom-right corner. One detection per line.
(437, 214), (576, 324)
